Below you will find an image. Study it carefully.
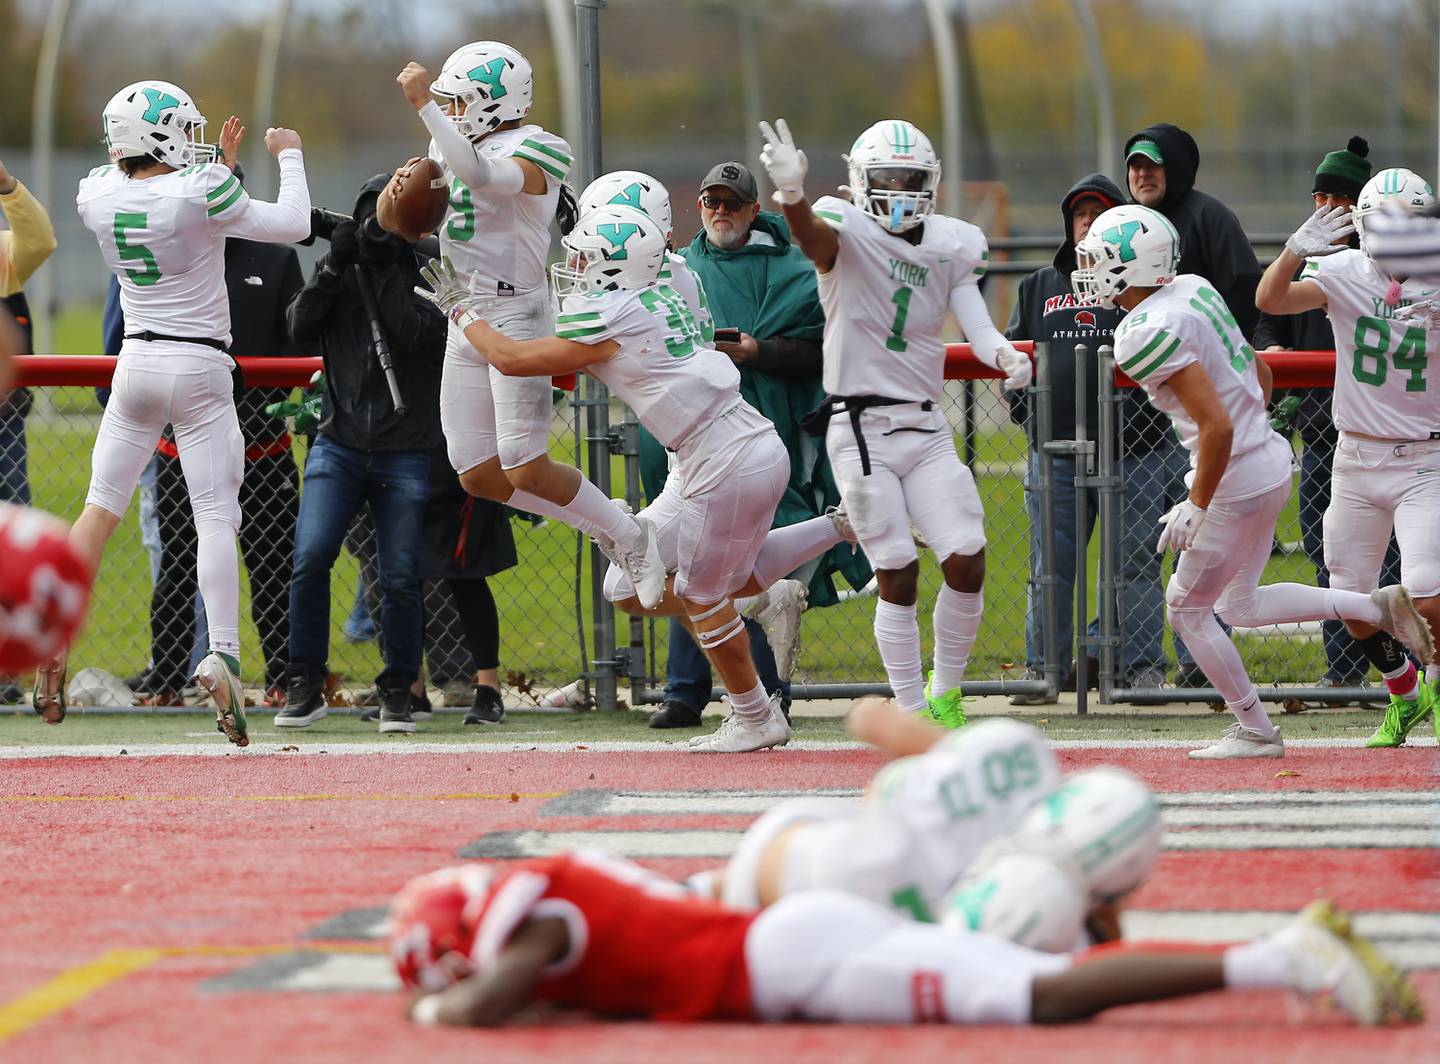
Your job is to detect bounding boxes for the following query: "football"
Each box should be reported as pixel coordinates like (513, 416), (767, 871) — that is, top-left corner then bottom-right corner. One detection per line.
(0, 504), (92, 673)
(378, 157), (450, 242)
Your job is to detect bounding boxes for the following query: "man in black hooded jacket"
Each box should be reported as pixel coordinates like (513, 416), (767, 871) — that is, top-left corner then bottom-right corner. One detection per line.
(276, 173), (447, 734)
(1004, 174), (1180, 701)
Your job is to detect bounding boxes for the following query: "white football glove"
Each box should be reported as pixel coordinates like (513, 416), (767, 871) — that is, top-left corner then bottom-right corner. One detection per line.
(1285, 204), (1355, 258)
(1393, 298), (1440, 330)
(416, 255), (479, 329)
(758, 118), (808, 205)
(996, 346), (1033, 390)
(1155, 499), (1207, 555)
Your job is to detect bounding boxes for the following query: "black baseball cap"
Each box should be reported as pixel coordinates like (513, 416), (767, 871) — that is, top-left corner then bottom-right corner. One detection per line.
(700, 161), (758, 203)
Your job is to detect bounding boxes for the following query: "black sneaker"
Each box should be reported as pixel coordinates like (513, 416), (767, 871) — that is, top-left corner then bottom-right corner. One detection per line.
(274, 665), (327, 728)
(648, 699), (702, 729)
(410, 690), (434, 722)
(378, 687), (415, 734)
(464, 685), (505, 725)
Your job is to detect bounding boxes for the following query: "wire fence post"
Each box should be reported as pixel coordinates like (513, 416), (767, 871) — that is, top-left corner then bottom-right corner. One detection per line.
(1033, 342), (1062, 701)
(1095, 343), (1121, 702)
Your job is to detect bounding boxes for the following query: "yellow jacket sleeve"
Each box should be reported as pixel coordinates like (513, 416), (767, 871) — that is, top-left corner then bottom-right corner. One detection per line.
(0, 179), (59, 297)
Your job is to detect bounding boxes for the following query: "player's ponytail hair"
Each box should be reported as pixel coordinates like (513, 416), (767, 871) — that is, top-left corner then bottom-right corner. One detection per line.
(556, 182), (579, 236)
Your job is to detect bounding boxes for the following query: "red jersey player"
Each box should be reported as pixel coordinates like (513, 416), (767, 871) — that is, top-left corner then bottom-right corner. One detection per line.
(389, 850), (1419, 1029)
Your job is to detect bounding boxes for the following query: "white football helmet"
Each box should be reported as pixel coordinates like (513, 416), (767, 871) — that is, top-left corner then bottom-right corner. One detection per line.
(430, 41), (534, 141)
(102, 80), (213, 168)
(1353, 167), (1436, 256)
(1072, 204), (1180, 309)
(1014, 767), (1163, 904)
(941, 840), (1089, 954)
(844, 119), (940, 233)
(551, 204), (666, 300)
(578, 171), (673, 244)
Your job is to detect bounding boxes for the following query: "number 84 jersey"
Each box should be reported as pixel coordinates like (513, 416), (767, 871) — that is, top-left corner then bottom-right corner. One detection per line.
(1308, 248), (1440, 440)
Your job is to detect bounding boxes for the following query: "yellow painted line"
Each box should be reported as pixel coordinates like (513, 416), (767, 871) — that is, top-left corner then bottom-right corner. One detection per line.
(0, 791), (563, 803)
(0, 942), (386, 1043)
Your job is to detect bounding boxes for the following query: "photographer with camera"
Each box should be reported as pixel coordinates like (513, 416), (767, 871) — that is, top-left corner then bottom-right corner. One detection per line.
(276, 174), (446, 734)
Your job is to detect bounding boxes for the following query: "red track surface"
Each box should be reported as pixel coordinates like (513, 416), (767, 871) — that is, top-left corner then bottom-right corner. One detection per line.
(3, 747), (1437, 1063)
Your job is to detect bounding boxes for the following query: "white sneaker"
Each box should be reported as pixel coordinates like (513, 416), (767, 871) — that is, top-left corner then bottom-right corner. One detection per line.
(751, 579), (808, 681)
(195, 653), (248, 748)
(688, 695), (790, 753)
(614, 517), (666, 610)
(1268, 900), (1422, 1026)
(1370, 585), (1437, 664)
(1187, 722), (1283, 759)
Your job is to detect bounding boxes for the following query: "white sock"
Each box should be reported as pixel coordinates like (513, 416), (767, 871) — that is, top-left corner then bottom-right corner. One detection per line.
(1242, 584), (1379, 626)
(932, 586), (982, 696)
(750, 516), (844, 588)
(874, 599), (926, 711)
(1226, 690), (1275, 736)
(508, 485), (641, 547)
(196, 520), (240, 660)
(728, 680), (770, 724)
(1223, 938), (1294, 989)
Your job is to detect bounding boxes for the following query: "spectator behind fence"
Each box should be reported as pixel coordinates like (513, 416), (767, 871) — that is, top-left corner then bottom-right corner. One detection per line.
(0, 158), (57, 705)
(1254, 136), (1401, 700)
(1003, 174), (1179, 701)
(107, 163), (305, 707)
(277, 173), (445, 735)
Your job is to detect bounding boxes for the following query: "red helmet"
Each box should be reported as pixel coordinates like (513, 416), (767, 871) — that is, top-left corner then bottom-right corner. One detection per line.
(0, 505), (92, 672)
(389, 865), (496, 992)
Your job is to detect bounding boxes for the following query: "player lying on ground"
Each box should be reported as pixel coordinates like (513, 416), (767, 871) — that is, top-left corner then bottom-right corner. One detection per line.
(394, 44), (670, 612)
(1256, 167), (1440, 749)
(389, 850), (1421, 1029)
(54, 81), (311, 744)
(416, 205), (849, 753)
(690, 698), (1159, 954)
(1073, 203), (1436, 759)
(757, 117), (1033, 729)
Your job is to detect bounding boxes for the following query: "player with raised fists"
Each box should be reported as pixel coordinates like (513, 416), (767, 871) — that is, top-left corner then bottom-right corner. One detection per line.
(395, 45), (666, 610)
(1257, 167), (1440, 748)
(1077, 203), (1434, 759)
(65, 81), (311, 745)
(757, 117), (1033, 728)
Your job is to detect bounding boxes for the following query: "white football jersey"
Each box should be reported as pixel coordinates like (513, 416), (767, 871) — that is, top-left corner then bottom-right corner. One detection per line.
(812, 195), (988, 402)
(659, 251), (714, 345)
(430, 124), (571, 297)
(1309, 248), (1440, 440)
(554, 283), (740, 449)
(1114, 274), (1291, 501)
(76, 162), (252, 347)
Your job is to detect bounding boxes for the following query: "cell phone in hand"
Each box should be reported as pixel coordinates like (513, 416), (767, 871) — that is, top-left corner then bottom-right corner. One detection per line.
(713, 327), (742, 344)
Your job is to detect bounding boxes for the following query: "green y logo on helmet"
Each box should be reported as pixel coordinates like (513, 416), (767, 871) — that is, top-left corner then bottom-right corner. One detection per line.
(1101, 219), (1143, 263)
(139, 87), (181, 124)
(466, 58), (509, 100)
(597, 222), (640, 259)
(946, 878), (998, 931)
(608, 182), (646, 212)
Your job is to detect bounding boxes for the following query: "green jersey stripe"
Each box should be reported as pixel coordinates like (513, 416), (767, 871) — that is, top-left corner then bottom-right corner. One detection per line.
(519, 139), (571, 166)
(555, 313), (604, 325)
(206, 181), (245, 216)
(513, 150), (566, 180)
(1120, 329), (1172, 370)
(556, 324), (608, 339)
(207, 175), (239, 202)
(815, 210), (843, 222)
(1128, 335), (1181, 380)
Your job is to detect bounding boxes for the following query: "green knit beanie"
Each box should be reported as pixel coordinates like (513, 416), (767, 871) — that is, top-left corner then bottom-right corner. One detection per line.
(1313, 136), (1371, 199)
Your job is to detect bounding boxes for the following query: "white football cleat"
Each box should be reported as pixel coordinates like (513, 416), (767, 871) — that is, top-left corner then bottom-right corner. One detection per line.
(1370, 585), (1436, 664)
(614, 517), (666, 610)
(195, 652), (248, 748)
(688, 694), (790, 753)
(750, 579), (808, 682)
(1187, 722), (1283, 760)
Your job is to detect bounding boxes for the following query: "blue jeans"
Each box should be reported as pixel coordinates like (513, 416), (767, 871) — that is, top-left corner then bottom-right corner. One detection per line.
(664, 617), (789, 710)
(0, 391), (31, 505)
(289, 436), (429, 689)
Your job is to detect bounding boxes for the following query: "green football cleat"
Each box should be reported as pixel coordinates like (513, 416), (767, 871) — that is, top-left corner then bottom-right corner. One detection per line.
(1365, 681), (1435, 748)
(923, 670), (968, 729)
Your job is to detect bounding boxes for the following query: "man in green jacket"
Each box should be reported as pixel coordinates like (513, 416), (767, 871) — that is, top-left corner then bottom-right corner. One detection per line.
(642, 162), (872, 728)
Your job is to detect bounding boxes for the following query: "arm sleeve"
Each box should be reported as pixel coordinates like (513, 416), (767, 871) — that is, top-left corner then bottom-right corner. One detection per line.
(419, 102), (526, 196)
(949, 281), (1009, 368)
(207, 152), (312, 243)
(751, 336), (823, 378)
(0, 180), (58, 294)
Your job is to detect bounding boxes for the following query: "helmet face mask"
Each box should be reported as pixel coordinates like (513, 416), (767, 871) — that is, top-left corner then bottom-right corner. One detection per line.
(845, 120), (940, 233)
(431, 41), (534, 142)
(1352, 167), (1436, 258)
(551, 204), (667, 300)
(102, 81), (213, 169)
(1071, 205), (1179, 309)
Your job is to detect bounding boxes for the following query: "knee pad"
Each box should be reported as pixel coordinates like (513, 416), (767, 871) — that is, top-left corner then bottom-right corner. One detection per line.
(688, 598), (746, 651)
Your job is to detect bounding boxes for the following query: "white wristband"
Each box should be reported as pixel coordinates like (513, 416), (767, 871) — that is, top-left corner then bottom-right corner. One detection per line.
(411, 995), (442, 1026)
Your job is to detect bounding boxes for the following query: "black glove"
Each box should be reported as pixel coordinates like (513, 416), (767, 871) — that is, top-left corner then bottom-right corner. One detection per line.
(327, 219), (360, 270)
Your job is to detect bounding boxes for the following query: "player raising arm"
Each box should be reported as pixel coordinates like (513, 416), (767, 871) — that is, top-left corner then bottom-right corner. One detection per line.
(58, 81), (311, 744)
(757, 117), (1032, 727)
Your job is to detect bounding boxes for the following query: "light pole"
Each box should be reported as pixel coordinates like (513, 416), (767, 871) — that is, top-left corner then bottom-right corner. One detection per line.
(29, 0), (77, 357)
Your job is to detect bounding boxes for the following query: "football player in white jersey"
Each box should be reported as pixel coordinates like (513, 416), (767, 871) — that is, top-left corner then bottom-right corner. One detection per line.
(65, 81), (311, 745)
(1257, 168), (1440, 748)
(417, 205), (850, 752)
(1077, 204), (1434, 759)
(757, 118), (1033, 727)
(395, 44), (666, 609)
